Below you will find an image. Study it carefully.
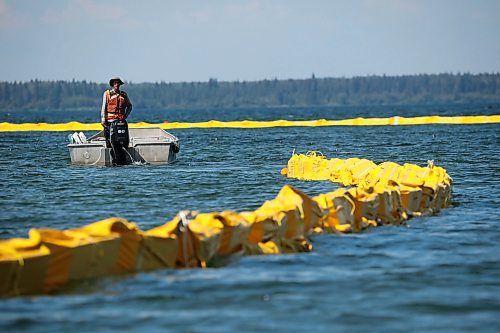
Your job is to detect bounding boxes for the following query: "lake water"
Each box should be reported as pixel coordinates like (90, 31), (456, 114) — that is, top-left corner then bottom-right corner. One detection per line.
(0, 104), (499, 332)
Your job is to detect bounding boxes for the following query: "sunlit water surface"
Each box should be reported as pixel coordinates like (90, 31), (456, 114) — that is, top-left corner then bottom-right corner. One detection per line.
(0, 104), (499, 332)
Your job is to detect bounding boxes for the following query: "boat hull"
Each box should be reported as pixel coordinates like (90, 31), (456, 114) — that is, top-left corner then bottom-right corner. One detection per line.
(68, 127), (179, 166)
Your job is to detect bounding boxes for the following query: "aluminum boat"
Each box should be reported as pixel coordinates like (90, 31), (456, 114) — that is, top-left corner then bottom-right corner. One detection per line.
(68, 127), (179, 166)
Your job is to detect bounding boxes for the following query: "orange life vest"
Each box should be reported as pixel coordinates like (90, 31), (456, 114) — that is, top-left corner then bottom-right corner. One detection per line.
(105, 89), (129, 121)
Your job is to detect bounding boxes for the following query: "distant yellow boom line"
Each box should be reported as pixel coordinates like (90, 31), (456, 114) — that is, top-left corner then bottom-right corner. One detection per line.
(0, 115), (499, 132)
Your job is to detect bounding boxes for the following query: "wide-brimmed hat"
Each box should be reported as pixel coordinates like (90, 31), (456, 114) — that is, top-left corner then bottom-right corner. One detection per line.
(109, 77), (124, 86)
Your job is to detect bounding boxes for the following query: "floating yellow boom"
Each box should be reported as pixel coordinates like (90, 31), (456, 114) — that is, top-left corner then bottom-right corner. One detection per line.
(0, 152), (453, 297)
(0, 115), (499, 132)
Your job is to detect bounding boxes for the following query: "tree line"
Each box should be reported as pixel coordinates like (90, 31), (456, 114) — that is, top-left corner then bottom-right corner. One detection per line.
(0, 73), (499, 111)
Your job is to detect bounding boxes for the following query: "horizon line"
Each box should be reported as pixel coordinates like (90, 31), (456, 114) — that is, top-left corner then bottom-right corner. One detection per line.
(2, 72), (500, 85)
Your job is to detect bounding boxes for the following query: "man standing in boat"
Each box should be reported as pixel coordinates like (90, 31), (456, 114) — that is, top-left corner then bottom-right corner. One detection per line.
(101, 77), (133, 165)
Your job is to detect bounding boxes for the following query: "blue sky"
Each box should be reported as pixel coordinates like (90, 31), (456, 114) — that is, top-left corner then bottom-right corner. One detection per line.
(0, 0), (499, 83)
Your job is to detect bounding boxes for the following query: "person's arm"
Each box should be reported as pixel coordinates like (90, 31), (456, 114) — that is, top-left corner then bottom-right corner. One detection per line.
(101, 91), (107, 126)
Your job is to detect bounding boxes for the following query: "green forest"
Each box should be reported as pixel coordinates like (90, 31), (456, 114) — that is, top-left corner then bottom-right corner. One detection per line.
(0, 73), (499, 111)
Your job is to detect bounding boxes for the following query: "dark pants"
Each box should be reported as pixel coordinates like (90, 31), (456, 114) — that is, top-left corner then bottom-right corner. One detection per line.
(104, 121), (129, 165)
(103, 125), (112, 148)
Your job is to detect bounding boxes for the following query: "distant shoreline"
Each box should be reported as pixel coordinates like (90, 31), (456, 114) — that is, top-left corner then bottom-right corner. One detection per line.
(1, 102), (499, 114)
(1, 73), (499, 111)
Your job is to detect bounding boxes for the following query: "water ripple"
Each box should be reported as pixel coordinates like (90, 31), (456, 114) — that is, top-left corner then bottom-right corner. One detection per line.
(0, 106), (499, 332)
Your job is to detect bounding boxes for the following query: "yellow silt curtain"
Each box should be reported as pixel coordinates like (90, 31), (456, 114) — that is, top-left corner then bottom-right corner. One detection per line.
(0, 229), (50, 297)
(276, 237), (313, 254)
(304, 151), (331, 181)
(328, 159), (351, 185)
(273, 185), (322, 236)
(240, 208), (284, 255)
(214, 211), (251, 256)
(241, 207), (289, 245)
(327, 158), (348, 183)
(79, 217), (178, 273)
(38, 217), (177, 292)
(285, 152), (300, 179)
(417, 165), (447, 215)
(327, 158), (376, 186)
(398, 163), (426, 188)
(268, 189), (305, 239)
(153, 211), (224, 268)
(253, 198), (301, 240)
(0, 217), (179, 296)
(372, 184), (407, 225)
(348, 159), (377, 185)
(421, 164), (453, 213)
(313, 188), (355, 233)
(139, 224), (178, 271)
(286, 151), (330, 181)
(76, 218), (141, 273)
(185, 212), (225, 267)
(0, 115), (498, 132)
(283, 153), (453, 221)
(346, 187), (380, 231)
(243, 239), (282, 255)
(361, 161), (402, 188)
(240, 185), (315, 255)
(399, 184), (423, 216)
(36, 227), (122, 292)
(0, 151), (456, 297)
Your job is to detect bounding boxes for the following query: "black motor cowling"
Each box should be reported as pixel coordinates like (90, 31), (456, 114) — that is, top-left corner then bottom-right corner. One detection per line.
(109, 120), (130, 165)
(110, 120), (129, 145)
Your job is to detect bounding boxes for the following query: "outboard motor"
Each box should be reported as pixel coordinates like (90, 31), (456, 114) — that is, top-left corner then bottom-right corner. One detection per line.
(109, 120), (130, 165)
